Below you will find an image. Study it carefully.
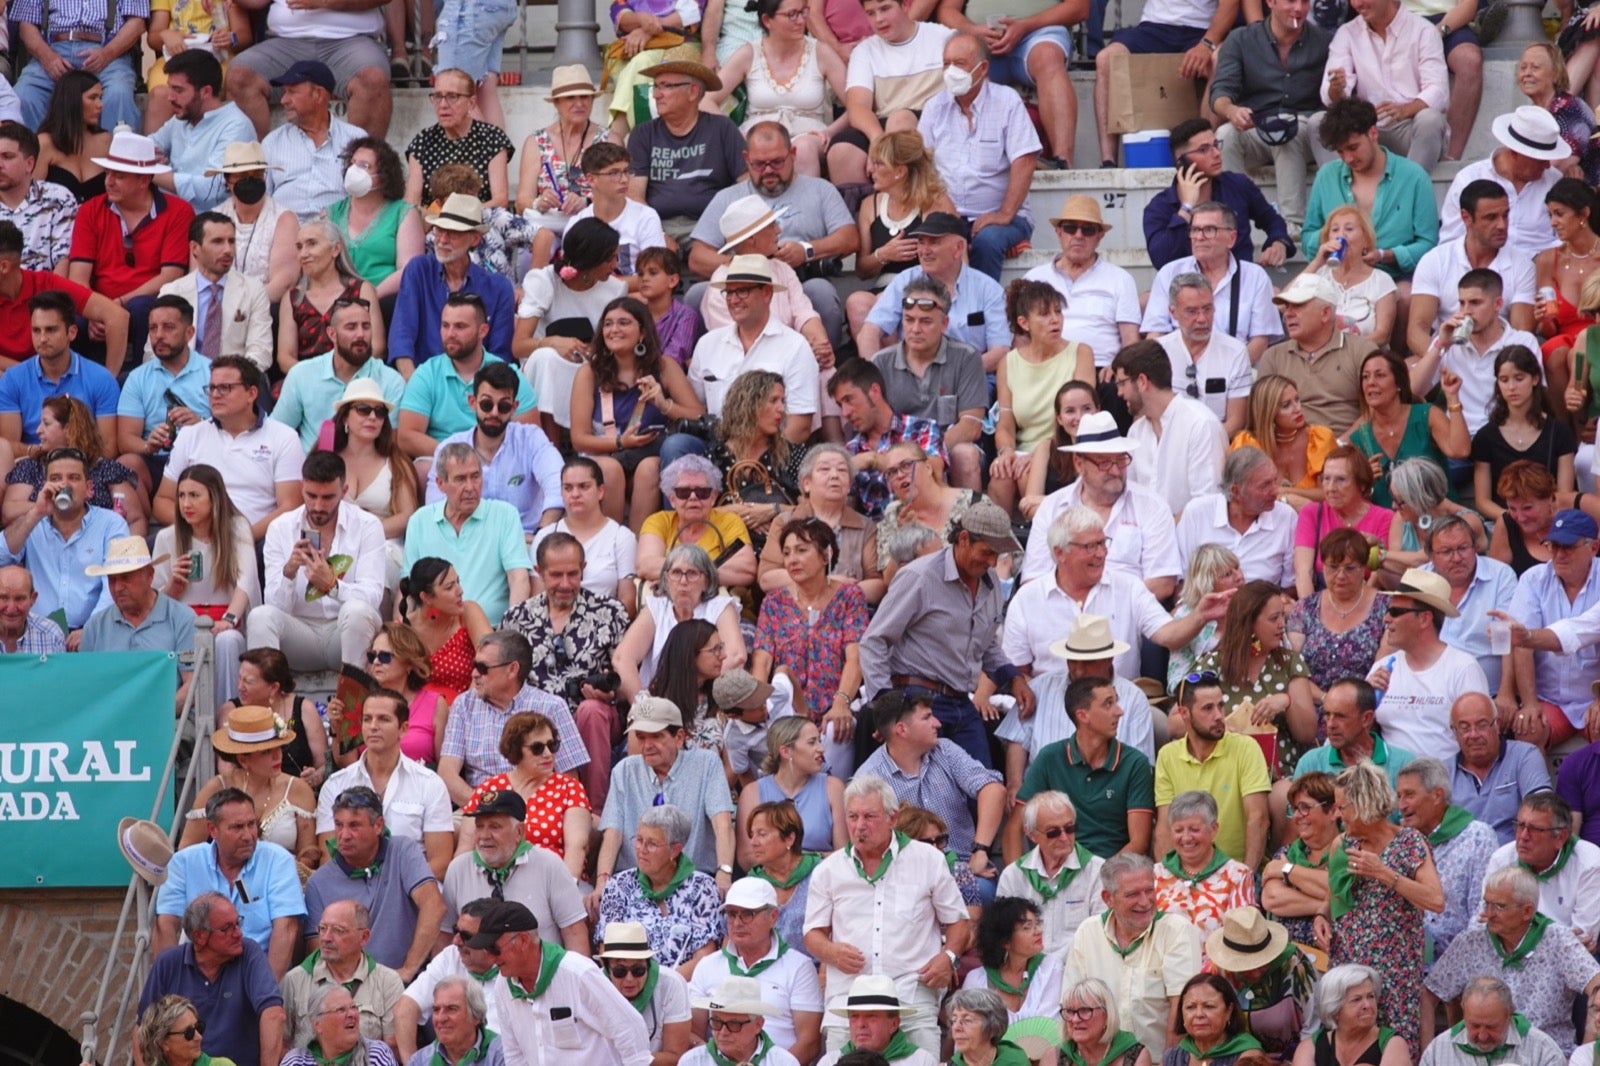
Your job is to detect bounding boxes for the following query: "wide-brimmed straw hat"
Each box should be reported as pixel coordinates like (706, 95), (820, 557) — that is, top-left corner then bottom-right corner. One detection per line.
(1377, 568), (1459, 618)
(211, 704), (297, 754)
(85, 536), (169, 577)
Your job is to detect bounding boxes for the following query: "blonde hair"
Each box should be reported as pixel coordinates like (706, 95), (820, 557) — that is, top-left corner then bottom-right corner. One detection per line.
(1523, 42), (1572, 94)
(1242, 374), (1298, 468)
(1319, 205), (1377, 254)
(868, 130), (949, 218)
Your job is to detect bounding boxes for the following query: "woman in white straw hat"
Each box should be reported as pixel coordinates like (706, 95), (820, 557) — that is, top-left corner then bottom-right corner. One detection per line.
(599, 920), (694, 1061)
(516, 66), (602, 219)
(179, 703), (320, 869)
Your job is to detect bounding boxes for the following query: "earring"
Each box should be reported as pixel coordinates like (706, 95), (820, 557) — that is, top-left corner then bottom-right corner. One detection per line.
(635, 341), (648, 357)
(1250, 635), (1263, 654)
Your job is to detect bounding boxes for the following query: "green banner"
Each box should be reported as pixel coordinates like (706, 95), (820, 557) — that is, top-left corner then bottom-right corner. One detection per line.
(0, 652), (176, 887)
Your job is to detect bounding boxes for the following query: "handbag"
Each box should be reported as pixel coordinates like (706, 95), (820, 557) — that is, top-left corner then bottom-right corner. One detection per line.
(720, 458), (793, 509)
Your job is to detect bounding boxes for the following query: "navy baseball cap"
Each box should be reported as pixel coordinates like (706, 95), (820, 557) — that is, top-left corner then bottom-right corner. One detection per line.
(270, 61), (336, 92)
(907, 212), (970, 242)
(1548, 509), (1598, 545)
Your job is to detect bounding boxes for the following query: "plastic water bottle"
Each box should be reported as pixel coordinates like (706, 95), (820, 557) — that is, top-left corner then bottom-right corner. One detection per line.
(1328, 236), (1347, 265)
(1374, 654), (1397, 703)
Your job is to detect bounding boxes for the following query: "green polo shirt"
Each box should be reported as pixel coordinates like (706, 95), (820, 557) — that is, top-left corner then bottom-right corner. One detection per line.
(1293, 732), (1416, 789)
(1018, 736), (1153, 858)
(1154, 732), (1271, 863)
(402, 498), (528, 624)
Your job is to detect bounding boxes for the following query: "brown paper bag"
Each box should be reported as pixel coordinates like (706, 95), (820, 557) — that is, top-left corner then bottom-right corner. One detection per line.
(1106, 52), (1203, 136)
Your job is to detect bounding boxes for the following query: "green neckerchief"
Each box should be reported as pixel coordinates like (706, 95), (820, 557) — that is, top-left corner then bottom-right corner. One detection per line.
(1449, 1013), (1531, 1061)
(469, 966), (500, 983)
(847, 832), (907, 885)
(1100, 910), (1166, 958)
(474, 840), (532, 891)
(197, 1055), (215, 1066)
(507, 942), (568, 1000)
(724, 935), (787, 978)
(1285, 838), (1329, 869)
(985, 952), (1044, 997)
(750, 852), (819, 890)
(1522, 838), (1575, 882)
(327, 831), (390, 880)
(298, 949), (377, 992)
(705, 1031), (776, 1066)
(628, 959), (662, 1013)
(1061, 1028), (1142, 1066)
(952, 1039), (1032, 1066)
(1429, 806), (1475, 848)
(429, 1026), (498, 1066)
(1176, 1031), (1263, 1062)
(1022, 843), (1092, 902)
(1328, 841), (1355, 921)
(843, 1029), (920, 1061)
(1161, 847), (1229, 884)
(1489, 912), (1550, 970)
(309, 1046), (356, 1066)
(639, 853), (696, 902)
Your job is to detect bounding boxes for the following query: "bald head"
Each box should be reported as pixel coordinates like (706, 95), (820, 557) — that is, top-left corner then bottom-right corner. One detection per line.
(1450, 692), (1500, 770)
(0, 564), (37, 640)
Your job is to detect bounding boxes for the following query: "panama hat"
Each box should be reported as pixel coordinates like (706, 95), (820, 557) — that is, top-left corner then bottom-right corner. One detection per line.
(205, 141), (282, 175)
(117, 817), (173, 886)
(1376, 568), (1459, 618)
(85, 535), (169, 577)
(1048, 614), (1132, 663)
(93, 131), (172, 175)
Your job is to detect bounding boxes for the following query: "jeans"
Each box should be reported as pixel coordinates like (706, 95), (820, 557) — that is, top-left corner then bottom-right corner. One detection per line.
(16, 42), (139, 132)
(968, 214), (1035, 281)
(929, 691), (994, 768)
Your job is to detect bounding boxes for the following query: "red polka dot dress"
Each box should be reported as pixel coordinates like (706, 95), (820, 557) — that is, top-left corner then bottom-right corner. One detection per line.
(469, 772), (593, 858)
(430, 625), (475, 703)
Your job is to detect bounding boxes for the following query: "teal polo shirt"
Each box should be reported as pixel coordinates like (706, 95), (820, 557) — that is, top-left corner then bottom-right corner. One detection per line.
(402, 498), (528, 624)
(117, 351), (213, 436)
(397, 351), (535, 441)
(271, 351), (407, 449)
(1293, 732), (1416, 789)
(1017, 736), (1154, 858)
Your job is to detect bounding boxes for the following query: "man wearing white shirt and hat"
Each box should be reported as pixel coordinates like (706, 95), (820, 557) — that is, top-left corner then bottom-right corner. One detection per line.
(701, 195), (837, 361)
(816, 975), (938, 1065)
(1437, 106), (1569, 262)
(1369, 567), (1489, 758)
(683, 976), (802, 1066)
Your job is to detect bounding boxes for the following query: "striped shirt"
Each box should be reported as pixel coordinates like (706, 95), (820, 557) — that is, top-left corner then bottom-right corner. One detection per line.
(11, 0), (148, 30)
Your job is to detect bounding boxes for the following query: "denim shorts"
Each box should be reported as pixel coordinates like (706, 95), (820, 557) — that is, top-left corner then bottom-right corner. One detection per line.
(435, 0), (519, 77)
(987, 25), (1073, 87)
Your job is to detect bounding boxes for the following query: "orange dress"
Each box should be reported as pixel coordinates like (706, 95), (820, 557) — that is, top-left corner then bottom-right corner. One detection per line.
(1230, 424), (1339, 490)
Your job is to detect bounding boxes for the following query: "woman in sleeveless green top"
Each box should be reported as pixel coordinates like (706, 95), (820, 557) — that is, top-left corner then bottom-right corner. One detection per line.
(1346, 350), (1469, 509)
(326, 137), (423, 300)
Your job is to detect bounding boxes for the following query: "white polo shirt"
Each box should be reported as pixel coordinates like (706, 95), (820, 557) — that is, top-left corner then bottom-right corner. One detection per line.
(492, 948), (652, 1066)
(1001, 569), (1172, 680)
(1431, 320), (1543, 435)
(1024, 256), (1142, 368)
(1022, 480), (1181, 586)
(165, 416), (304, 526)
(686, 939), (825, 1051)
(1127, 393), (1228, 519)
(1176, 492), (1296, 587)
(1412, 237), (1538, 327)
(315, 753), (454, 840)
(1156, 330), (1253, 424)
(688, 318), (819, 417)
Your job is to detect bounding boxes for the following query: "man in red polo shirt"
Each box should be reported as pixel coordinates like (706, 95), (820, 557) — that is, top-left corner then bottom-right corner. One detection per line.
(0, 222), (127, 373)
(66, 130), (192, 377)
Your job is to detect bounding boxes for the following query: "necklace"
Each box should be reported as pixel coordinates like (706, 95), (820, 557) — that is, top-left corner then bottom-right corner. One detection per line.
(1325, 587), (1365, 620)
(556, 121), (594, 184)
(761, 37), (808, 94)
(1273, 426), (1301, 445)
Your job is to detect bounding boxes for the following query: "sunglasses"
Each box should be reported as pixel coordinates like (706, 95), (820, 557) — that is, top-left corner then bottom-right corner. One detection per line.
(524, 738), (561, 756)
(167, 1023), (205, 1040)
(477, 397), (517, 416)
(43, 447), (87, 466)
(331, 296), (371, 310)
(1385, 605), (1426, 618)
(608, 962), (650, 979)
(709, 1018), (752, 1033)
(1055, 221), (1103, 236)
(901, 296), (946, 312)
(349, 403), (385, 418)
(366, 649), (396, 666)
(673, 486), (716, 501)
(1040, 823), (1078, 839)
(472, 659), (512, 675)
(123, 232), (136, 268)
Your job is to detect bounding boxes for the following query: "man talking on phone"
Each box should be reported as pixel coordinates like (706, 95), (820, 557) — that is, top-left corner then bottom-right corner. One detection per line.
(250, 448), (386, 672)
(1145, 118), (1295, 270)
(426, 361), (565, 539)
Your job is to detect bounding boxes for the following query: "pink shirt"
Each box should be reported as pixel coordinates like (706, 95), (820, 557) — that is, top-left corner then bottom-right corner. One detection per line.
(1293, 500), (1395, 572)
(399, 684), (451, 763)
(1322, 6), (1449, 114)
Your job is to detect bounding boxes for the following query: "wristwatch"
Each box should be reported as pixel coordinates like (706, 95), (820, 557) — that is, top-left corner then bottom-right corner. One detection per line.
(944, 949), (960, 969)
(220, 612), (238, 626)
(1280, 861), (1294, 885)
(800, 240), (816, 261)
(1200, 37), (1218, 50)
(717, 864), (734, 875)
(971, 843), (991, 855)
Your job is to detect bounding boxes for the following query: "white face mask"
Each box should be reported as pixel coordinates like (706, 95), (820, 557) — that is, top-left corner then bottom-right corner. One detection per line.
(943, 63), (974, 96)
(343, 164), (374, 198)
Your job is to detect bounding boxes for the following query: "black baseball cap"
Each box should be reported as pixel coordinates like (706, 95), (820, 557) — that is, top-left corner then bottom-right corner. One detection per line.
(464, 900), (539, 948)
(467, 787), (527, 821)
(270, 61), (336, 92)
(907, 212), (970, 241)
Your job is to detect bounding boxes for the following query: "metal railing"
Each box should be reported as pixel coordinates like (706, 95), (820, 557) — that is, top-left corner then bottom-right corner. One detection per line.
(78, 617), (218, 1066)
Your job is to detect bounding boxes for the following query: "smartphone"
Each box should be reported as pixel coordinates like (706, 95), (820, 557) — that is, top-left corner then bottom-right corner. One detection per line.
(303, 529), (322, 552)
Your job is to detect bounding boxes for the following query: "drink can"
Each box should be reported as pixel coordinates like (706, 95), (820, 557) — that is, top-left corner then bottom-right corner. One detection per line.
(52, 488), (72, 511)
(112, 492), (127, 518)
(1539, 286), (1558, 304)
(1452, 318), (1474, 345)
(189, 550), (204, 583)
(1328, 236), (1346, 264)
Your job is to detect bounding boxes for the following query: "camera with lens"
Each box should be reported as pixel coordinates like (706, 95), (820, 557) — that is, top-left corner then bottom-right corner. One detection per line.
(669, 414), (721, 440)
(565, 669), (620, 703)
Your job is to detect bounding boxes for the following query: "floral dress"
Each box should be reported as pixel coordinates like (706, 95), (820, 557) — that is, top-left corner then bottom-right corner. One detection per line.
(1193, 647), (1313, 778)
(753, 583), (869, 714)
(1287, 592), (1385, 695)
(596, 866), (726, 968)
(1329, 828), (1429, 1059)
(532, 125), (598, 206)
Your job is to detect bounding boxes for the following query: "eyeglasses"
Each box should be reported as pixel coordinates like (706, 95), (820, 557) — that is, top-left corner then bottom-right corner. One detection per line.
(524, 738), (561, 756)
(429, 91), (472, 103)
(1080, 454), (1132, 471)
(1055, 221), (1103, 236)
(1431, 544), (1475, 558)
(746, 156), (789, 170)
(665, 567), (703, 581)
(771, 6), (807, 18)
(653, 80), (697, 91)
(167, 1023), (205, 1040)
(608, 962), (651, 978)
(208, 919), (242, 935)
(1515, 820), (1566, 835)
(886, 458), (923, 480)
(1324, 563), (1365, 577)
(673, 486), (716, 501)
(724, 907), (768, 923)
(317, 923), (359, 937)
(477, 397), (517, 415)
(1385, 605), (1426, 618)
(316, 1005), (362, 1018)
(1188, 225), (1236, 239)
(1063, 1006), (1104, 1020)
(709, 1018), (752, 1033)
(472, 659), (512, 675)
(901, 296), (947, 312)
(365, 649), (396, 666)
(206, 382), (245, 396)
(723, 285), (764, 300)
(1039, 822), (1078, 839)
(1291, 802), (1328, 816)
(349, 403), (385, 418)
(1481, 900), (1519, 913)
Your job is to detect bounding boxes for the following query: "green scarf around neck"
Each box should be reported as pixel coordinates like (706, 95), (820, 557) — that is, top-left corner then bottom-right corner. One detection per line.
(705, 1031), (775, 1066)
(507, 942), (568, 1001)
(1061, 1029), (1142, 1066)
(1176, 1031), (1262, 1062)
(1022, 843), (1092, 901)
(724, 935), (787, 978)
(1489, 912), (1550, 970)
(1523, 838), (1575, 882)
(848, 832), (907, 884)
(844, 1029), (921, 1061)
(627, 959), (661, 1013)
(1162, 847), (1229, 884)
(751, 852), (819, 890)
(1450, 1013), (1531, 1061)
(1428, 806), (1474, 848)
(473, 840), (532, 887)
(638, 853), (696, 903)
(985, 952), (1043, 997)
(1285, 837), (1329, 869)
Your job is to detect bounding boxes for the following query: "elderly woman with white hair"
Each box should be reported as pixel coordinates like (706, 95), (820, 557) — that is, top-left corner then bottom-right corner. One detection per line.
(1153, 791), (1256, 948)
(277, 217), (386, 373)
(1423, 865), (1600, 1053)
(637, 454), (759, 589)
(757, 442), (886, 605)
(405, 976), (502, 1066)
(996, 791), (1107, 956)
(281, 986), (398, 1066)
(1381, 458), (1487, 574)
(1290, 965), (1409, 1066)
(947, 988), (1034, 1066)
(595, 803), (727, 979)
(613, 543), (746, 702)
(1059, 978), (1152, 1066)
